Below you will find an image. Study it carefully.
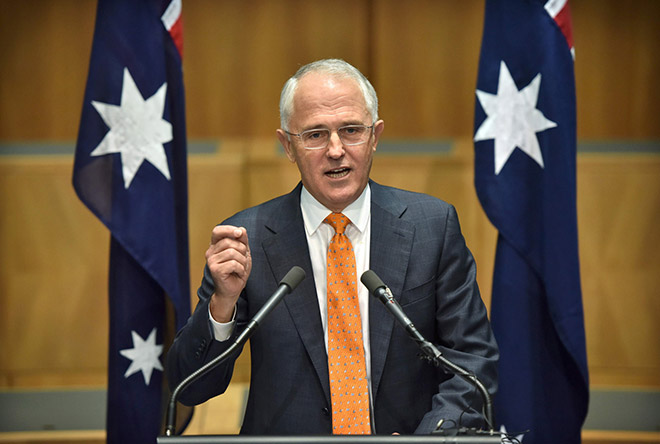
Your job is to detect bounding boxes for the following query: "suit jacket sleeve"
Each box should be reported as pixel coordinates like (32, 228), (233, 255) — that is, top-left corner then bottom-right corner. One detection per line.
(414, 204), (498, 434)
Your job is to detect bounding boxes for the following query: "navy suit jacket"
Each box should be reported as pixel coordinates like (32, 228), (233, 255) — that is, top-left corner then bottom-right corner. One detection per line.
(167, 181), (498, 435)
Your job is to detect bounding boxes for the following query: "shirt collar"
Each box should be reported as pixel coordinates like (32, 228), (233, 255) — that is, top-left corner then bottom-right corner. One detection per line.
(300, 184), (371, 236)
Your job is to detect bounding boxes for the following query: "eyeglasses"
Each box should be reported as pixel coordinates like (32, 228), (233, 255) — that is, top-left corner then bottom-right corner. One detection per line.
(284, 124), (374, 150)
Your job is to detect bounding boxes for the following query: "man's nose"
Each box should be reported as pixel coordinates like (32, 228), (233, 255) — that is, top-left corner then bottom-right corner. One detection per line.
(326, 132), (345, 158)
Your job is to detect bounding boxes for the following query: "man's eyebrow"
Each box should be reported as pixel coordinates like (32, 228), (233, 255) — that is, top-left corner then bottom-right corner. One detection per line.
(299, 125), (328, 132)
(300, 121), (365, 131)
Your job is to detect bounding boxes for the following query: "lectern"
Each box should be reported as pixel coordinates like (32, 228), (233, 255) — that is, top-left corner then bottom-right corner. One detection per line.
(157, 435), (504, 443)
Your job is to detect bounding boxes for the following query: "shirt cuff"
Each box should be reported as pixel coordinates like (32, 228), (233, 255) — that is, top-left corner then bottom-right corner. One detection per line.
(208, 304), (236, 342)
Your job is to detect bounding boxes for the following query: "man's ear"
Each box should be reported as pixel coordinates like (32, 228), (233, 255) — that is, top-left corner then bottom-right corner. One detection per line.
(372, 119), (385, 151)
(277, 129), (296, 163)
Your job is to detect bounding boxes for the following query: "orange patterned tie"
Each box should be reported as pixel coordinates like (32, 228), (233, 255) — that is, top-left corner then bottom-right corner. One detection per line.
(324, 212), (371, 435)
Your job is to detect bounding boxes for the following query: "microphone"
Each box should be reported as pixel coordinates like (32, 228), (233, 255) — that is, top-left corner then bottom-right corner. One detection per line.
(164, 266), (306, 436)
(361, 270), (427, 344)
(360, 270), (495, 432)
(237, 265), (306, 339)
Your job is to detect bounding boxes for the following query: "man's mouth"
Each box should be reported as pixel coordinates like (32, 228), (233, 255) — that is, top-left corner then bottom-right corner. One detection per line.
(325, 167), (350, 179)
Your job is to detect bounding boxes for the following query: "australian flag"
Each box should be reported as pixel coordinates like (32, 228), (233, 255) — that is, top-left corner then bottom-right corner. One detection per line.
(73, 1), (190, 442)
(473, 1), (589, 443)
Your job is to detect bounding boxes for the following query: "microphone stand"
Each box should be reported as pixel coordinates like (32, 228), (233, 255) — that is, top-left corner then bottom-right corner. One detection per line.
(360, 271), (495, 434)
(164, 317), (252, 436)
(412, 335), (495, 433)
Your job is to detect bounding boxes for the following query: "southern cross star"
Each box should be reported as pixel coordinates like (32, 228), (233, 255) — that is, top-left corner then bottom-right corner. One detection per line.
(119, 327), (164, 385)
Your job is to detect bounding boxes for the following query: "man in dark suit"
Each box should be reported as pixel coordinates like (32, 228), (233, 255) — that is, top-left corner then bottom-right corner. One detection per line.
(166, 59), (498, 435)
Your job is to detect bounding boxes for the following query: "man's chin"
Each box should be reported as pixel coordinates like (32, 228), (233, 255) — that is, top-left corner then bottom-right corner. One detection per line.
(323, 191), (363, 213)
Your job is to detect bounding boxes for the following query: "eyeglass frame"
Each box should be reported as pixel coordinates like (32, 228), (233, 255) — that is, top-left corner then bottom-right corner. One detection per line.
(283, 123), (376, 150)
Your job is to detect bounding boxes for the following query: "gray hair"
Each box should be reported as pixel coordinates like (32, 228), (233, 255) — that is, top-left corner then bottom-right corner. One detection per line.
(279, 59), (379, 131)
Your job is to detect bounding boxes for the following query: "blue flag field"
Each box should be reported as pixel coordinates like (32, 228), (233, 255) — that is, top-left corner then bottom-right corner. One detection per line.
(473, 1), (589, 443)
(73, 1), (190, 442)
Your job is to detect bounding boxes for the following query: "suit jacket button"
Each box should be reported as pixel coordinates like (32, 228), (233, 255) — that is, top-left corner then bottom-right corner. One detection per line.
(321, 407), (330, 416)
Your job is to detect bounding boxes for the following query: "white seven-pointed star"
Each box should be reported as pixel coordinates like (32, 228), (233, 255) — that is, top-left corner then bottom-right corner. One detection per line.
(474, 60), (557, 175)
(90, 68), (172, 188)
(119, 328), (164, 385)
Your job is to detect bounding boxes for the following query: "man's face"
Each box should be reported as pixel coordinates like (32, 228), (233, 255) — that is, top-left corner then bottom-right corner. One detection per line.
(277, 72), (384, 213)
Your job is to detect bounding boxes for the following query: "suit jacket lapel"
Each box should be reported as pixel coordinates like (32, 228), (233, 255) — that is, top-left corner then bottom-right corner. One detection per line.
(368, 181), (415, 398)
(260, 184), (331, 404)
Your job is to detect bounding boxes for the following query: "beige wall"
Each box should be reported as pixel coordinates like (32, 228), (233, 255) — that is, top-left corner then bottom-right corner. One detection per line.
(2, 1), (659, 141)
(0, 0), (659, 393)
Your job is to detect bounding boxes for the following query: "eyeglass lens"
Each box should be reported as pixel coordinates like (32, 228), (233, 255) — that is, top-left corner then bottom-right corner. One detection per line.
(302, 126), (370, 149)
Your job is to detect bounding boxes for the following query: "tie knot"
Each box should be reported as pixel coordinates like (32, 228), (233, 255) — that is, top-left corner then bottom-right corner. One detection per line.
(324, 212), (350, 234)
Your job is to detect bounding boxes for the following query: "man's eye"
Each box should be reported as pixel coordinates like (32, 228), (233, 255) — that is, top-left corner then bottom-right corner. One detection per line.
(304, 130), (326, 140)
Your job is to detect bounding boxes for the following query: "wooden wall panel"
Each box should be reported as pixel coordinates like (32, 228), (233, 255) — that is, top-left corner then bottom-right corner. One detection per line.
(0, 1), (95, 140)
(2, 0), (659, 141)
(578, 155), (660, 386)
(0, 159), (109, 387)
(572, 0), (660, 139)
(372, 1), (485, 138)
(182, 0), (372, 138)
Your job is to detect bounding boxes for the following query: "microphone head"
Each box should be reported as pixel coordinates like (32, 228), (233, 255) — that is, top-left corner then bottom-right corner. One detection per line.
(361, 270), (386, 294)
(280, 266), (306, 290)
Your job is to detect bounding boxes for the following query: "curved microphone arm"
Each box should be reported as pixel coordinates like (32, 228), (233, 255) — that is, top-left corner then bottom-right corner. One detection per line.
(415, 336), (495, 432)
(164, 266), (306, 436)
(165, 328), (246, 436)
